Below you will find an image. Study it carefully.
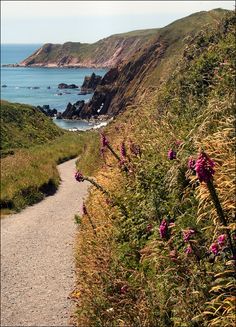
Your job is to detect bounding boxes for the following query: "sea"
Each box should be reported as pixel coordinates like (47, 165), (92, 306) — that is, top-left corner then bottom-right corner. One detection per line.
(0, 44), (108, 130)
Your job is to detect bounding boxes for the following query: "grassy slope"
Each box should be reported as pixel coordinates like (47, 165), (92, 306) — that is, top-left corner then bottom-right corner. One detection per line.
(0, 100), (64, 156)
(74, 12), (235, 327)
(0, 101), (101, 213)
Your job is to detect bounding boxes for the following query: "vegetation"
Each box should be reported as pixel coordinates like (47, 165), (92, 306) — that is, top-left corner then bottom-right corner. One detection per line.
(0, 101), (101, 213)
(73, 13), (235, 327)
(0, 100), (64, 157)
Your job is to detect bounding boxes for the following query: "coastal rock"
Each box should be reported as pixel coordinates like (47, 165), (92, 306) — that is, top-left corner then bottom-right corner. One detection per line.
(37, 105), (57, 117)
(78, 90), (93, 95)
(61, 100), (85, 119)
(100, 68), (119, 85)
(58, 83), (78, 89)
(42, 105), (50, 110)
(56, 113), (63, 119)
(81, 73), (102, 91)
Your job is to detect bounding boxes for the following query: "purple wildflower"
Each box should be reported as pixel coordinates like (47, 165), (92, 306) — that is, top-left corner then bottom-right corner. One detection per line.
(185, 245), (193, 255)
(217, 234), (227, 247)
(209, 242), (219, 255)
(82, 203), (88, 215)
(159, 219), (168, 238)
(75, 171), (84, 182)
(195, 152), (215, 183)
(188, 157), (196, 171)
(120, 142), (126, 158)
(100, 133), (109, 147)
(182, 229), (195, 242)
(168, 149), (176, 160)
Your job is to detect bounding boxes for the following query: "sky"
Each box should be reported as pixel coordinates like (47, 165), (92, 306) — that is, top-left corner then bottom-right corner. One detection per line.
(1, 1), (235, 44)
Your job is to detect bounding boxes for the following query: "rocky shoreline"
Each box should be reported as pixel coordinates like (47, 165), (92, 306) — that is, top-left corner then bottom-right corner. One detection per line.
(36, 69), (119, 121)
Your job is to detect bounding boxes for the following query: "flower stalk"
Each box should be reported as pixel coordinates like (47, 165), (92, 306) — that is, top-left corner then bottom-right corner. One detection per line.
(207, 179), (235, 257)
(75, 172), (128, 217)
(194, 152), (235, 257)
(82, 203), (97, 236)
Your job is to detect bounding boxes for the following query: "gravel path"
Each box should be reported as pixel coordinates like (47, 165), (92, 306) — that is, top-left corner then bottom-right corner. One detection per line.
(1, 158), (89, 327)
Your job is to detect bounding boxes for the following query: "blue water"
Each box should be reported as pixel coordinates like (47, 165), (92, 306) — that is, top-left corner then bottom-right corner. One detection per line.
(1, 44), (107, 130)
(1, 44), (43, 65)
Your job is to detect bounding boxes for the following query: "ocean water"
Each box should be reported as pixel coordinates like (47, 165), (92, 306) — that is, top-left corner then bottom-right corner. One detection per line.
(1, 44), (107, 130)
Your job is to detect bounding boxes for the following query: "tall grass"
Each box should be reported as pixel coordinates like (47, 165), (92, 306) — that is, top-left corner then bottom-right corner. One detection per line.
(73, 14), (235, 326)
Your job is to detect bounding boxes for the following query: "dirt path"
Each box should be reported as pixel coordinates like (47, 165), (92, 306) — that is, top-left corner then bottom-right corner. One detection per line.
(1, 158), (89, 327)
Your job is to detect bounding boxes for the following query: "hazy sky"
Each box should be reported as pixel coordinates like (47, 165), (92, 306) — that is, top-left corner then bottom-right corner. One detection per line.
(1, 1), (234, 44)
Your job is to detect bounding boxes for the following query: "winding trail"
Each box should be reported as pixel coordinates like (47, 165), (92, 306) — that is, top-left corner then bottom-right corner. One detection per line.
(1, 158), (89, 326)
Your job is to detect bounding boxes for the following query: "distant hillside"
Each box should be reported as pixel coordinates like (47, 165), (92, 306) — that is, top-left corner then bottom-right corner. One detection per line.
(68, 8), (230, 118)
(0, 101), (64, 156)
(18, 29), (159, 68)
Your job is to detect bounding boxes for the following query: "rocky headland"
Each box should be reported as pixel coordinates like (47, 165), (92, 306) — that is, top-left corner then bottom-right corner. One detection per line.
(5, 29), (160, 69)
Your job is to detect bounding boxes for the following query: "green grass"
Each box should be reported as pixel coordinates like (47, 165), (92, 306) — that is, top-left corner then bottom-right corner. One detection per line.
(0, 100), (102, 214)
(1, 131), (101, 214)
(0, 100), (64, 157)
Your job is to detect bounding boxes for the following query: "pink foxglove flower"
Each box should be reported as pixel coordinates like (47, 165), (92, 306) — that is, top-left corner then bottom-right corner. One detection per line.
(185, 245), (193, 254)
(168, 149), (176, 160)
(159, 219), (168, 238)
(100, 133), (109, 147)
(195, 152), (215, 183)
(217, 234), (227, 247)
(75, 171), (84, 182)
(209, 243), (219, 255)
(188, 157), (196, 171)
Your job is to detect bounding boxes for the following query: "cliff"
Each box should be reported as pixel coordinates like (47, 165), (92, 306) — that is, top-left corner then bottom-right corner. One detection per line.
(18, 29), (159, 68)
(61, 9), (229, 119)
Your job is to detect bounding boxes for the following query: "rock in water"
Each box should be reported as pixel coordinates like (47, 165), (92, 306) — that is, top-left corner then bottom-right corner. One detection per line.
(61, 101), (85, 119)
(81, 73), (102, 92)
(58, 83), (78, 89)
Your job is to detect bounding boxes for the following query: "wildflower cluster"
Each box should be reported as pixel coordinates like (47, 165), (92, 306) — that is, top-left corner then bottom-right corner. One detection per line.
(195, 152), (215, 183)
(209, 234), (227, 256)
(159, 219), (169, 239)
(168, 149), (176, 160)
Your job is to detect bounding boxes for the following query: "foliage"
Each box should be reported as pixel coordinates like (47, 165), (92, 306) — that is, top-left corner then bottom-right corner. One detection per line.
(74, 13), (235, 327)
